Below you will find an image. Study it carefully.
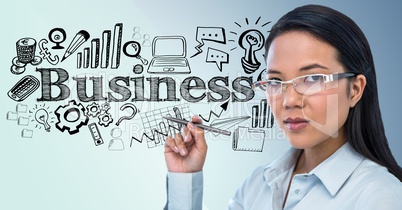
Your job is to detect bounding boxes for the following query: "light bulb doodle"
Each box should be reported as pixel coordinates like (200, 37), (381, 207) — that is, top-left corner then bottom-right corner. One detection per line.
(35, 108), (51, 132)
(238, 29), (265, 74)
(229, 17), (271, 74)
(29, 103), (56, 131)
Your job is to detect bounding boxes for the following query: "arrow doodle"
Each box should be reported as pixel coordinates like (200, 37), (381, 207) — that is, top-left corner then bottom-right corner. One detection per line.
(199, 100), (229, 122)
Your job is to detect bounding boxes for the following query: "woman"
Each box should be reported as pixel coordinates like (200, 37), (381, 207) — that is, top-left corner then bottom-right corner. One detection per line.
(164, 4), (402, 210)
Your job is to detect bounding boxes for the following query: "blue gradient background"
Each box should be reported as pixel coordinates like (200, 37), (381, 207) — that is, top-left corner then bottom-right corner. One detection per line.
(0, 0), (401, 209)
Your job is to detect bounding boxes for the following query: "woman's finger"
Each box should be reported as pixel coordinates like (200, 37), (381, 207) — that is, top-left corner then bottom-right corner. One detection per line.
(165, 136), (179, 153)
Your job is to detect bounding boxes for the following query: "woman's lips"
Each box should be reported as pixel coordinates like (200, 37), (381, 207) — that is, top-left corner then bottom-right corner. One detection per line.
(284, 117), (309, 130)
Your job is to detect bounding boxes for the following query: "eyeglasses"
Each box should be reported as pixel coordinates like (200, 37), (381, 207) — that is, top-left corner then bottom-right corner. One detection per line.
(253, 73), (357, 97)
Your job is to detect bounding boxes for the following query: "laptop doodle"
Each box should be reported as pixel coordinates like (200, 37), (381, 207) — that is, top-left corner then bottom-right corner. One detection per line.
(147, 36), (191, 74)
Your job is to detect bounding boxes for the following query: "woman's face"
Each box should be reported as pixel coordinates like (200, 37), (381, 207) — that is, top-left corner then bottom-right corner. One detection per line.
(265, 31), (352, 150)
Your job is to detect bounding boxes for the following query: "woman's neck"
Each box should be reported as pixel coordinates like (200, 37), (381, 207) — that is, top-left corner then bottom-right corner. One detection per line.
(294, 135), (347, 174)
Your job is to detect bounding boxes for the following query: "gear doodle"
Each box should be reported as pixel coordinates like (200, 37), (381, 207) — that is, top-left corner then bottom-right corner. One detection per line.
(101, 102), (111, 112)
(98, 112), (113, 127)
(55, 100), (89, 134)
(86, 102), (101, 117)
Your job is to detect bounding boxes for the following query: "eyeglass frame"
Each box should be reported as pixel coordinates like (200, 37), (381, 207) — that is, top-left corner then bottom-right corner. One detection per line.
(252, 72), (357, 97)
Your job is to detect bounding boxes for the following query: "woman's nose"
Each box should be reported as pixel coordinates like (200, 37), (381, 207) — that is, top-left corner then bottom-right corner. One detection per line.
(282, 83), (303, 108)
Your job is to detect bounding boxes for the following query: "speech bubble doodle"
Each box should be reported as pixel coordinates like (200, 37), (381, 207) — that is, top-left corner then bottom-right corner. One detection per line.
(206, 47), (229, 71)
(191, 27), (226, 58)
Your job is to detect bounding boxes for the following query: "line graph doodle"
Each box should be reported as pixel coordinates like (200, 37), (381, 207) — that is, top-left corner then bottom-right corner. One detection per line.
(131, 104), (190, 148)
(199, 100), (229, 122)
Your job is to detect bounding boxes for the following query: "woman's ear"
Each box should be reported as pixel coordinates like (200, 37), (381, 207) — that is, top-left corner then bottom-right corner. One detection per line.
(349, 74), (366, 107)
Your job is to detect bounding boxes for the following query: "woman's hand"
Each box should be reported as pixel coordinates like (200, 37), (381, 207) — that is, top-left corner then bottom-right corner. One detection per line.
(164, 115), (207, 173)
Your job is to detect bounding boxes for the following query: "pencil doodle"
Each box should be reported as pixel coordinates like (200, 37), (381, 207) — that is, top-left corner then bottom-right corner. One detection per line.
(61, 30), (90, 62)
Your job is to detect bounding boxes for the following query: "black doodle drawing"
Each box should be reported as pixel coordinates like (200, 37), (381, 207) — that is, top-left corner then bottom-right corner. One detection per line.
(131, 104), (190, 148)
(111, 23), (123, 69)
(88, 122), (104, 146)
(238, 29), (265, 74)
(230, 17), (271, 74)
(11, 38), (43, 75)
(232, 126), (265, 152)
(147, 36), (191, 74)
(109, 128), (124, 151)
(199, 100), (229, 122)
(61, 30), (90, 62)
(123, 41), (149, 65)
(231, 99), (274, 152)
(48, 28), (67, 49)
(36, 68), (71, 102)
(90, 38), (100, 68)
(133, 64), (144, 74)
(54, 100), (89, 135)
(251, 99), (274, 128)
(209, 116), (250, 137)
(191, 26), (226, 58)
(206, 47), (229, 72)
(86, 102), (101, 118)
(33, 106), (51, 132)
(97, 102), (113, 127)
(29, 104), (56, 131)
(38, 39), (59, 65)
(7, 75), (40, 102)
(101, 30), (111, 68)
(115, 103), (138, 126)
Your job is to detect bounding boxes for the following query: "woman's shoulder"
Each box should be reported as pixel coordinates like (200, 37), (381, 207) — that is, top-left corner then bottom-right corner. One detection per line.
(352, 158), (402, 194)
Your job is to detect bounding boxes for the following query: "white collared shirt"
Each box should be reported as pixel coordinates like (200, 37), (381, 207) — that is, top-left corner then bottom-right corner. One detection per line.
(166, 143), (402, 209)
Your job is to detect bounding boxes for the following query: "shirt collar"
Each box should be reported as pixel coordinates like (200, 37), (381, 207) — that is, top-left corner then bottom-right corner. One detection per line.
(311, 142), (365, 196)
(263, 147), (301, 184)
(263, 142), (365, 196)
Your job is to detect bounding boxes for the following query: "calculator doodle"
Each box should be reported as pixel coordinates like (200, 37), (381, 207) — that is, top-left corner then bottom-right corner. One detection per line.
(8, 75), (40, 102)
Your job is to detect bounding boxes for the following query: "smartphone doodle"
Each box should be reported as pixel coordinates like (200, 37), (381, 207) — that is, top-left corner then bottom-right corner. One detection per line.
(8, 75), (40, 102)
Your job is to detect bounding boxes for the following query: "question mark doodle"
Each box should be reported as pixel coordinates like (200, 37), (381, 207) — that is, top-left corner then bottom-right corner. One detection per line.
(115, 103), (138, 126)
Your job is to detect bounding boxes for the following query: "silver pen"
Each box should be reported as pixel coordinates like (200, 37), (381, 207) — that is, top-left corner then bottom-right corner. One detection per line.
(162, 116), (232, 136)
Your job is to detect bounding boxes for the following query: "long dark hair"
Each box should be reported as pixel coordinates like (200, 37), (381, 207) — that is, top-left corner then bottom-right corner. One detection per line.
(264, 4), (402, 181)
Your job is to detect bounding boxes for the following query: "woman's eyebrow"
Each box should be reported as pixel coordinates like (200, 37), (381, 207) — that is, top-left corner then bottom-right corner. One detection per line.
(267, 69), (282, 74)
(300, 63), (329, 71)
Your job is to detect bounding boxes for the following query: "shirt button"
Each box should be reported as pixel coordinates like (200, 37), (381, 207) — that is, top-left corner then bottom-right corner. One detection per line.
(295, 189), (301, 195)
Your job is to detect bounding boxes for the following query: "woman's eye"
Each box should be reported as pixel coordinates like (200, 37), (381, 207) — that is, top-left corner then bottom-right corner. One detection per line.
(304, 75), (323, 82)
(268, 78), (282, 86)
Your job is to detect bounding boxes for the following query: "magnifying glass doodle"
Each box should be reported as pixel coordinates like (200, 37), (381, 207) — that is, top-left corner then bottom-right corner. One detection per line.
(123, 41), (148, 65)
